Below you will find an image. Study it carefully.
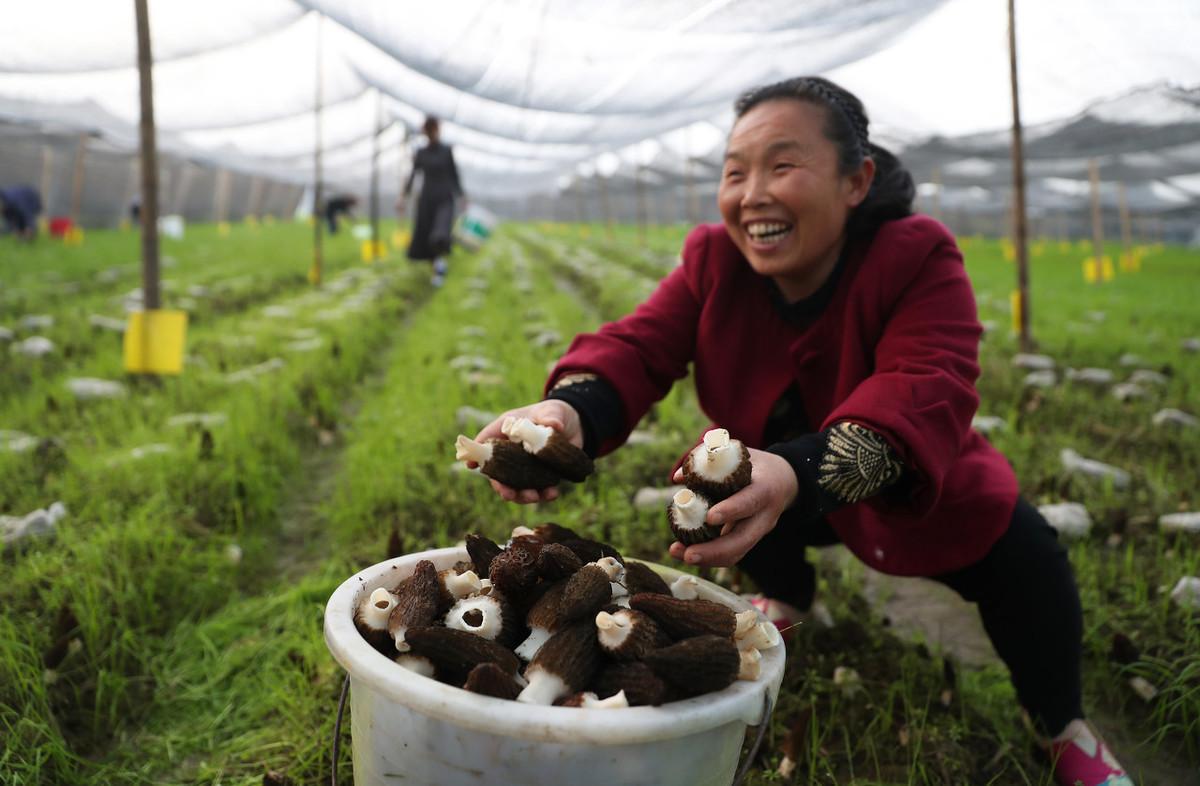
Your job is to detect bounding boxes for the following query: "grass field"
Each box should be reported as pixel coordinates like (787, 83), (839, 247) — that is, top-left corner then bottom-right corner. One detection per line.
(1, 219), (1197, 785)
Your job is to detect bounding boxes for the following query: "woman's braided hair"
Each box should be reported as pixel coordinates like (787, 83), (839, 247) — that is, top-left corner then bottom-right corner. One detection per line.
(733, 76), (915, 240)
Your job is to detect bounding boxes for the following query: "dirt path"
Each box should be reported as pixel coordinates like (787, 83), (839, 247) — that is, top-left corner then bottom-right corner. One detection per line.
(817, 547), (1199, 784)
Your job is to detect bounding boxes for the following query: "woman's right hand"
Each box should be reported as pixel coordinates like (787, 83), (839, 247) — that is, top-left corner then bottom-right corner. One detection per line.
(472, 400), (584, 504)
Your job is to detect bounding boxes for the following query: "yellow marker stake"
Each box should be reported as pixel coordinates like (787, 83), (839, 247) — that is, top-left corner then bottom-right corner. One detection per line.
(360, 240), (387, 262)
(1101, 257), (1115, 282)
(217, 221), (231, 237)
(1082, 258), (1099, 284)
(1009, 290), (1022, 335)
(64, 227), (85, 246)
(123, 310), (188, 375)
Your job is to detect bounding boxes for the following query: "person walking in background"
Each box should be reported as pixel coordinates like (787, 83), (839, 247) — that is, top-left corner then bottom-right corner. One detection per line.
(324, 193), (357, 234)
(469, 77), (1133, 786)
(399, 116), (465, 287)
(0, 184), (43, 240)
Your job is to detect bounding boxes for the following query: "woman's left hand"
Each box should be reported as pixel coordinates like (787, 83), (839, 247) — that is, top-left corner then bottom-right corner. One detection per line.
(668, 448), (798, 568)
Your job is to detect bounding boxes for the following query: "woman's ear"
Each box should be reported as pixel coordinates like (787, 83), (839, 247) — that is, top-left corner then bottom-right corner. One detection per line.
(844, 157), (876, 208)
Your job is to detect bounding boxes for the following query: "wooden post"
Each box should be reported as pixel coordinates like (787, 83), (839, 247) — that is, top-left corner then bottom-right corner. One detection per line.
(370, 90), (382, 259)
(931, 167), (942, 223)
(685, 157), (699, 225)
(212, 169), (232, 224)
(635, 165), (647, 246)
(40, 145), (54, 219)
(69, 134), (88, 227)
(135, 0), (161, 309)
(120, 156), (139, 225)
(312, 13), (325, 285)
(1117, 182), (1133, 261)
(1007, 0), (1032, 350)
(1088, 158), (1104, 274)
(247, 176), (264, 220)
(172, 163), (194, 216)
(599, 176), (613, 239)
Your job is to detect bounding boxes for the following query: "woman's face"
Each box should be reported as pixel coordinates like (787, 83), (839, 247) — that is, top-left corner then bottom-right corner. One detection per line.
(718, 99), (873, 300)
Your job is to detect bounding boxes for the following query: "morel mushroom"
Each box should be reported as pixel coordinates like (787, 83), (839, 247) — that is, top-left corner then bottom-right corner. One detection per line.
(501, 417), (594, 482)
(455, 435), (561, 489)
(681, 428), (752, 502)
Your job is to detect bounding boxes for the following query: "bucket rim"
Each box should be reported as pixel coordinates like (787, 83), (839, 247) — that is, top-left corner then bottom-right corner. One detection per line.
(324, 546), (785, 746)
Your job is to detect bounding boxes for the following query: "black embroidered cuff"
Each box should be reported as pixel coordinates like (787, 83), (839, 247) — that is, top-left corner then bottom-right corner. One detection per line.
(767, 422), (904, 519)
(544, 376), (625, 458)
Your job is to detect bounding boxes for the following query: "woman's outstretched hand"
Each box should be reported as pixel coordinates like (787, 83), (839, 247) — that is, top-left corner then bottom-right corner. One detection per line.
(668, 448), (798, 568)
(472, 400), (583, 504)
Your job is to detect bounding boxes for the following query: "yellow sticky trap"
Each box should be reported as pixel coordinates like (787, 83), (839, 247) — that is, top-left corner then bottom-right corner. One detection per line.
(1031, 241), (1045, 258)
(1009, 290), (1022, 334)
(1101, 257), (1115, 282)
(391, 229), (410, 249)
(64, 227), (85, 246)
(119, 219), (131, 232)
(217, 222), (231, 237)
(308, 263), (321, 285)
(244, 215), (259, 228)
(360, 240), (387, 262)
(1058, 241), (1072, 253)
(579, 226), (591, 238)
(1082, 258), (1099, 283)
(263, 214), (276, 225)
(123, 310), (188, 375)
(1001, 240), (1015, 262)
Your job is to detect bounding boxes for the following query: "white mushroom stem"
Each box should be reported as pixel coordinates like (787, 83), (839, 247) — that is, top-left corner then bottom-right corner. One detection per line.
(395, 654), (435, 678)
(671, 489), (709, 529)
(393, 626), (412, 652)
(455, 435), (493, 464)
(515, 627), (552, 661)
(516, 667), (568, 705)
(360, 588), (396, 630)
(670, 575), (700, 600)
(738, 621), (783, 651)
(446, 596), (504, 639)
(582, 690), (629, 709)
(594, 556), (625, 582)
(595, 610), (633, 651)
(692, 428), (743, 480)
(510, 525), (535, 538)
(734, 610), (759, 639)
(738, 647), (763, 681)
(443, 570), (482, 598)
(502, 417), (554, 453)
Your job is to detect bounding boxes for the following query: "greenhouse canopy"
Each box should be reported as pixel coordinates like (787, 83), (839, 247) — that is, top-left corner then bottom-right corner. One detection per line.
(0, 0), (1197, 227)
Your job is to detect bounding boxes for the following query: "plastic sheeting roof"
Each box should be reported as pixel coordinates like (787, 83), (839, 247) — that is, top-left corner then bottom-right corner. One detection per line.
(1, 0), (1198, 204)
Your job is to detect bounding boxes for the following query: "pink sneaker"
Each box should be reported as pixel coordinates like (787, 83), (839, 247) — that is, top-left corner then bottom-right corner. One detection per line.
(1048, 720), (1134, 786)
(743, 594), (806, 638)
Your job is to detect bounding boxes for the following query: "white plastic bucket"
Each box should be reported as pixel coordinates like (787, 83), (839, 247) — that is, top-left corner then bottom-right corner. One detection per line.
(325, 547), (786, 786)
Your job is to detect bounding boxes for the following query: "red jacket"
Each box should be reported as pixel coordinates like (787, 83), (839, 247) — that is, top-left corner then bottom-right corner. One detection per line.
(547, 215), (1018, 577)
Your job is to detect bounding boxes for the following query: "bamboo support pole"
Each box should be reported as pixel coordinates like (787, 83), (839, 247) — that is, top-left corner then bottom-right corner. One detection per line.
(370, 90), (382, 257)
(135, 0), (161, 309)
(1007, 0), (1031, 349)
(312, 13), (325, 285)
(1117, 182), (1133, 260)
(1088, 159), (1104, 273)
(69, 134), (88, 227)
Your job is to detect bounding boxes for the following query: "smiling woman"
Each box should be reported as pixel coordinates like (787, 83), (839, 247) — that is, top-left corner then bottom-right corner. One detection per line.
(469, 76), (1135, 786)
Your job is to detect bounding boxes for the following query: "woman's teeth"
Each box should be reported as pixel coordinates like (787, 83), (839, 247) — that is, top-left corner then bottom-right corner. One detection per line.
(747, 223), (791, 242)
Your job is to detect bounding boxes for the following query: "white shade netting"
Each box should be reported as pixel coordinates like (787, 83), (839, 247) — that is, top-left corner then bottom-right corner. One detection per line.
(0, 0), (1197, 224)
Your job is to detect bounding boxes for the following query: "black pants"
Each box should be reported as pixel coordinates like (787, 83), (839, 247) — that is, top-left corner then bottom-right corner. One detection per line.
(739, 498), (1084, 735)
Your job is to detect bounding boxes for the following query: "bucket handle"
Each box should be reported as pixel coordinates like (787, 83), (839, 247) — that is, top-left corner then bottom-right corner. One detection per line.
(331, 673), (351, 786)
(330, 674), (772, 786)
(731, 692), (773, 786)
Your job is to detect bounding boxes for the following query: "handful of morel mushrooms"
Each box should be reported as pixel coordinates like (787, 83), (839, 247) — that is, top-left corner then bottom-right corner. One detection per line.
(669, 428), (752, 545)
(353, 523), (781, 708)
(455, 417), (594, 489)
